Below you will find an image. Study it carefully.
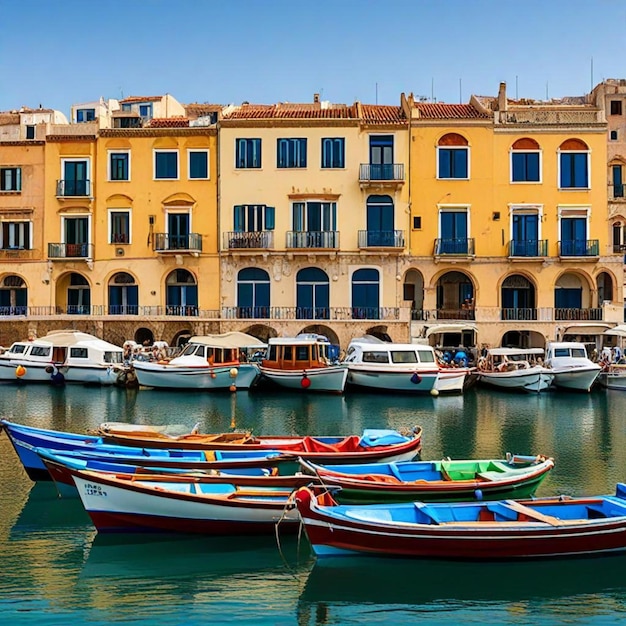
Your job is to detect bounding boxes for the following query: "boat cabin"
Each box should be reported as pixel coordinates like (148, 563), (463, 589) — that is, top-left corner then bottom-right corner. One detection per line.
(479, 347), (544, 372)
(344, 341), (438, 368)
(263, 335), (339, 371)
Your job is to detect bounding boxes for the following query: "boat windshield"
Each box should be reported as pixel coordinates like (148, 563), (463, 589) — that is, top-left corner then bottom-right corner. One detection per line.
(104, 351), (123, 364)
(181, 344), (200, 357)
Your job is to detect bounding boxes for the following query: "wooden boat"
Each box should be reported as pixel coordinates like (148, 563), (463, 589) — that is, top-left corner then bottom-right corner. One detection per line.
(299, 454), (554, 503)
(131, 332), (263, 391)
(294, 484), (626, 560)
(36, 448), (315, 498)
(95, 422), (421, 462)
(68, 466), (301, 535)
(544, 342), (602, 392)
(477, 347), (553, 392)
(259, 334), (348, 393)
(0, 419), (422, 480)
(0, 330), (127, 386)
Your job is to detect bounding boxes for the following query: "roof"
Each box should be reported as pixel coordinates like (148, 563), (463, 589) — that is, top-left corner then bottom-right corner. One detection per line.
(360, 104), (406, 124)
(119, 96), (162, 104)
(148, 117), (190, 128)
(223, 102), (356, 120)
(189, 332), (265, 348)
(38, 330), (122, 350)
(414, 103), (490, 119)
(185, 103), (223, 116)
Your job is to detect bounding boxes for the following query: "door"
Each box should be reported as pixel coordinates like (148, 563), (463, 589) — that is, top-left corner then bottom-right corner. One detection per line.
(65, 217), (89, 257)
(64, 161), (88, 196)
(168, 213), (190, 250)
(366, 195), (394, 246)
(561, 218), (586, 255)
(440, 212), (468, 254)
(512, 214), (539, 256)
(369, 136), (394, 180)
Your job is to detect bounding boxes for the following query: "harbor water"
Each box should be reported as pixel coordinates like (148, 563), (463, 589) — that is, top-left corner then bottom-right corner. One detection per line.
(2, 384), (626, 624)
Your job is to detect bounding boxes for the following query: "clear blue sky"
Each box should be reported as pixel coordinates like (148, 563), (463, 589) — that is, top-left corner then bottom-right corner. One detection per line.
(1, 0), (625, 116)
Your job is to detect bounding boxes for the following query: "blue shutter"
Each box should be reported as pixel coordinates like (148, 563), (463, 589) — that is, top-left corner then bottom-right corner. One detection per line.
(264, 207), (275, 230)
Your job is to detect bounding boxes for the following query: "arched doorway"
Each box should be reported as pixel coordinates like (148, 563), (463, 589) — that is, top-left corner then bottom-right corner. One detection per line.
(166, 269), (198, 316)
(436, 271), (474, 320)
(351, 268), (379, 319)
(0, 275), (27, 315)
(365, 195), (395, 246)
(555, 273), (597, 320)
(296, 267), (329, 320)
(67, 273), (90, 315)
(501, 275), (536, 320)
(403, 269), (424, 320)
(237, 268), (270, 318)
(108, 272), (138, 315)
(596, 272), (614, 306)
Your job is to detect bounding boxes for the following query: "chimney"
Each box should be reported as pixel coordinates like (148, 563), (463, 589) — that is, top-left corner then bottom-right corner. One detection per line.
(313, 93), (320, 103)
(497, 82), (507, 111)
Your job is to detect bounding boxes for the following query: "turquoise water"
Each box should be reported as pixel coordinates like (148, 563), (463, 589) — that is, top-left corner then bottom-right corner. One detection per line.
(2, 385), (626, 624)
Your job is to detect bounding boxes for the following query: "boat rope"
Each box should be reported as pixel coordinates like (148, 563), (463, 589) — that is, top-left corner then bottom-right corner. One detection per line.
(274, 491), (304, 581)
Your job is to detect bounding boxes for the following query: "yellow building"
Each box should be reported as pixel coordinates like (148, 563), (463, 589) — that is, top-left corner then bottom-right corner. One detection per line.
(404, 82), (624, 351)
(218, 96), (410, 346)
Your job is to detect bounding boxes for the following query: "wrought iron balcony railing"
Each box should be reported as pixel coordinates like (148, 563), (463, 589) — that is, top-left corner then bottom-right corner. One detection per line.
(154, 233), (202, 252)
(501, 308), (538, 321)
(434, 238), (475, 256)
(286, 231), (339, 249)
(48, 243), (93, 259)
(558, 240), (599, 257)
(508, 240), (548, 257)
(221, 306), (400, 321)
(358, 230), (405, 248)
(56, 179), (91, 197)
(224, 231), (274, 250)
(359, 163), (405, 182)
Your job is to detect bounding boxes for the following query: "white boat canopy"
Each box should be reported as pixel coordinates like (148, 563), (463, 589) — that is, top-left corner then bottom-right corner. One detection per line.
(188, 332), (266, 349)
(425, 324), (478, 338)
(488, 347), (545, 357)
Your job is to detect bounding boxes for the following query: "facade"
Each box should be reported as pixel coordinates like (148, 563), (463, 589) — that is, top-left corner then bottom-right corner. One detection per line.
(0, 82), (624, 351)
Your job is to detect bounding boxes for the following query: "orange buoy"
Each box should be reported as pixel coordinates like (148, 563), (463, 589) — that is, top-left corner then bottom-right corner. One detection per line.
(229, 384), (236, 392)
(229, 368), (238, 378)
(15, 365), (26, 378)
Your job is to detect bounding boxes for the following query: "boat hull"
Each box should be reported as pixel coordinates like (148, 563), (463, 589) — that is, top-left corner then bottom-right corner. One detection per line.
(132, 361), (260, 390)
(598, 367), (626, 390)
(551, 367), (601, 392)
(478, 367), (552, 392)
(258, 365), (348, 393)
(347, 366), (438, 393)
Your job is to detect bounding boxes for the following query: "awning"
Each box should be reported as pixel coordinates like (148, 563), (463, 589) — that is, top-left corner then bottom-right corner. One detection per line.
(425, 324), (478, 338)
(604, 325), (626, 337)
(560, 323), (613, 336)
(189, 332), (266, 349)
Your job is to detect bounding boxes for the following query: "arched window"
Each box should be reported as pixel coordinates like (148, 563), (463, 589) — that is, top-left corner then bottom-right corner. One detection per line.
(237, 268), (270, 319)
(501, 275), (536, 320)
(0, 275), (27, 315)
(296, 267), (329, 320)
(166, 269), (198, 316)
(365, 195), (396, 246)
(108, 272), (138, 315)
(437, 133), (469, 180)
(511, 138), (541, 183)
(352, 269), (380, 319)
(559, 139), (589, 189)
(67, 273), (90, 315)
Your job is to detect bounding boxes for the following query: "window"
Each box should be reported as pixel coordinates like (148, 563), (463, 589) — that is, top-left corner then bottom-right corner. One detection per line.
(352, 268), (380, 319)
(437, 209), (469, 254)
(391, 350), (418, 364)
(233, 205), (275, 231)
(296, 267), (329, 320)
(109, 210), (131, 244)
(139, 103), (153, 119)
(25, 126), (35, 139)
(0, 167), (21, 191)
(321, 138), (345, 168)
(511, 139), (540, 182)
(166, 269), (198, 316)
(109, 152), (129, 181)
(63, 215), (90, 257)
(277, 138), (307, 168)
(559, 207), (591, 256)
(1, 221), (31, 249)
(70, 347), (88, 358)
(510, 207), (541, 256)
(611, 101), (623, 115)
(61, 159), (89, 196)
(188, 150), (209, 179)
(611, 130), (618, 141)
(108, 272), (138, 315)
(76, 108), (95, 122)
(67, 273), (90, 315)
(291, 201), (337, 248)
(613, 165), (624, 199)
(236, 138), (262, 168)
(559, 139), (589, 189)
(237, 268), (270, 318)
(154, 150), (178, 179)
(362, 351), (389, 364)
(437, 133), (469, 179)
(0, 275), (27, 315)
(366, 195), (395, 246)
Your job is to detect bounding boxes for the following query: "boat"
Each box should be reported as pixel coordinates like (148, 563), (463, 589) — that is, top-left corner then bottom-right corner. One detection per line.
(477, 347), (553, 392)
(259, 334), (348, 393)
(343, 339), (443, 393)
(130, 332), (263, 390)
(0, 330), (127, 385)
(0, 419), (422, 480)
(544, 341), (602, 392)
(598, 363), (626, 390)
(67, 466), (301, 535)
(36, 448), (315, 498)
(299, 453), (554, 503)
(294, 483), (626, 560)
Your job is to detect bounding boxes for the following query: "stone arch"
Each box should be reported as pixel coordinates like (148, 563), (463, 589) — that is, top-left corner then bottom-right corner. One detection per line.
(434, 270), (475, 320)
(241, 324), (277, 343)
(402, 268), (425, 318)
(298, 324), (339, 346)
(511, 138), (540, 150)
(596, 271), (615, 305)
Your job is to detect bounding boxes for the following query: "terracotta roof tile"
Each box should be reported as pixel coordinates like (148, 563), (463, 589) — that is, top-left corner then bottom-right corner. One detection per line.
(361, 104), (406, 124)
(185, 103), (223, 117)
(148, 117), (190, 128)
(119, 96), (162, 104)
(414, 103), (490, 119)
(223, 102), (356, 120)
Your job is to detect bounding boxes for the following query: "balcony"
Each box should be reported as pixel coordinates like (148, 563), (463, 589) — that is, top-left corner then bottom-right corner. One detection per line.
(286, 231), (339, 250)
(558, 240), (599, 258)
(358, 230), (405, 250)
(501, 308), (538, 321)
(224, 231), (274, 251)
(154, 233), (202, 254)
(221, 306), (400, 321)
(359, 163), (405, 188)
(508, 239), (548, 258)
(48, 242), (93, 259)
(56, 180), (91, 197)
(434, 238), (475, 257)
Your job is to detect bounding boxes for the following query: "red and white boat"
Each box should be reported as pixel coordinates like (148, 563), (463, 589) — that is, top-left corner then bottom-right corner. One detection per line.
(294, 484), (626, 560)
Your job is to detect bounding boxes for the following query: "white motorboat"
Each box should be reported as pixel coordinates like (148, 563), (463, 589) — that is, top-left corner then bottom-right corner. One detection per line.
(598, 364), (626, 391)
(343, 339), (442, 393)
(131, 332), (263, 390)
(259, 334), (347, 393)
(0, 330), (126, 385)
(477, 348), (553, 393)
(544, 342), (601, 392)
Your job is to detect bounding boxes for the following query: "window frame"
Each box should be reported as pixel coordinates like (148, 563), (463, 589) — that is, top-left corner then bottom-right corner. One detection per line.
(0, 166), (22, 192)
(233, 204), (275, 232)
(153, 149), (179, 180)
(610, 100), (623, 116)
(235, 138), (262, 169)
(436, 146), (470, 180)
(277, 138), (307, 169)
(108, 150), (131, 182)
(0, 220), (32, 250)
(108, 209), (132, 244)
(187, 149), (210, 180)
(510, 150), (542, 183)
(76, 108), (95, 122)
(321, 137), (345, 169)
(558, 150), (590, 190)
